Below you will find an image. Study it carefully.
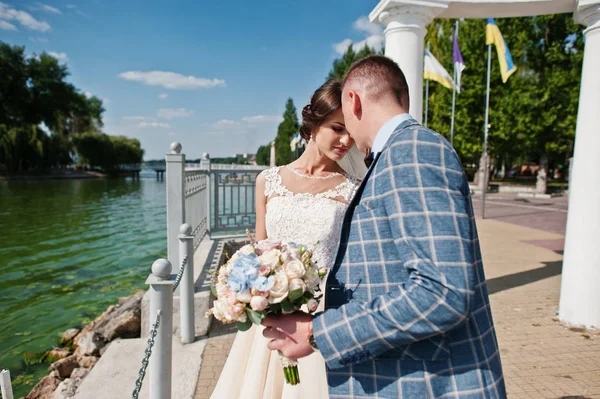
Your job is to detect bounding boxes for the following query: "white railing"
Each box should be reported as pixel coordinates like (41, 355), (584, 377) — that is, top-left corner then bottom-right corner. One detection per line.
(133, 142), (270, 398)
(185, 162), (268, 171)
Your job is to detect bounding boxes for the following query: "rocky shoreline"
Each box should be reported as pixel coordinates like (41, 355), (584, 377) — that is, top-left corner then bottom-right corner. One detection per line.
(23, 290), (145, 399)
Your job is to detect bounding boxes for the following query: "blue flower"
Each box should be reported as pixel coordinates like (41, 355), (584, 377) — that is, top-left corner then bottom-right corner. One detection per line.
(250, 275), (275, 292)
(227, 253), (261, 292)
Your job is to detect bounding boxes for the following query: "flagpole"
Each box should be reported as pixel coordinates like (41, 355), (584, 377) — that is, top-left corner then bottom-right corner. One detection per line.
(450, 21), (458, 146)
(482, 43), (492, 220)
(424, 42), (430, 127)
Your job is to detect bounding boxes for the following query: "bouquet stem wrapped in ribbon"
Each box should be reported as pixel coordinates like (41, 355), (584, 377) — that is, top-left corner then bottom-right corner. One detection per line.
(208, 232), (326, 385)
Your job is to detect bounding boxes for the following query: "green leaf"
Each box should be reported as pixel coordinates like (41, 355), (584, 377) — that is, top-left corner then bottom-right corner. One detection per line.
(246, 308), (265, 325)
(210, 285), (217, 297)
(281, 299), (294, 313)
(269, 303), (281, 313)
(288, 288), (303, 302)
(236, 318), (252, 332)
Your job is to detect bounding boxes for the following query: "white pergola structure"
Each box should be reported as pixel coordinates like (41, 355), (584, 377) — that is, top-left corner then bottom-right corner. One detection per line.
(369, 0), (600, 329)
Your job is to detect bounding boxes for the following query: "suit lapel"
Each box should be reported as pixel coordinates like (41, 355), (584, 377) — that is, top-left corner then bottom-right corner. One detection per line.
(331, 118), (420, 275)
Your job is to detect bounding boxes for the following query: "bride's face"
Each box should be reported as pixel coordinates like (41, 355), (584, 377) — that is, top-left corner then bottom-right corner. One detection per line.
(313, 108), (354, 162)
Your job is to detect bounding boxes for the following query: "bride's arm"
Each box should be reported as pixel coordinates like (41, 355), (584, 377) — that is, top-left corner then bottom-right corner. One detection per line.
(254, 173), (267, 240)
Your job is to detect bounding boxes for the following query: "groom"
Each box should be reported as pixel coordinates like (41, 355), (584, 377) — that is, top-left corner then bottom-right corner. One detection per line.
(264, 55), (506, 398)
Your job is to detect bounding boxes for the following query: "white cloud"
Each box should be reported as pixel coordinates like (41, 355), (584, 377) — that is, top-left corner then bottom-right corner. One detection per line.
(353, 16), (383, 36)
(29, 36), (49, 42)
(157, 108), (193, 119)
(159, 93), (168, 99)
(48, 51), (67, 61)
(66, 4), (76, 9)
(118, 70), (225, 90)
(30, 3), (62, 15)
(241, 115), (283, 124)
(168, 132), (177, 137)
(0, 19), (16, 30)
(0, 2), (51, 32)
(333, 16), (384, 55)
(123, 116), (155, 122)
(137, 121), (170, 128)
(213, 119), (241, 129)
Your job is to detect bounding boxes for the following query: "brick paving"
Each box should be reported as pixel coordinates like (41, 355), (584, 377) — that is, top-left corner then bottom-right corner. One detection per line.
(196, 194), (600, 399)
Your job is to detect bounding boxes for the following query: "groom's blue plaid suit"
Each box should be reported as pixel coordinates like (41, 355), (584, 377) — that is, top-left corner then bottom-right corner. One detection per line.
(313, 119), (506, 398)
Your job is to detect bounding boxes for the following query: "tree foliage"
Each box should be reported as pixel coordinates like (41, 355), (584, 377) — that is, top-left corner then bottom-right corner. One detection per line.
(0, 41), (142, 174)
(423, 16), (583, 180)
(273, 99), (299, 166)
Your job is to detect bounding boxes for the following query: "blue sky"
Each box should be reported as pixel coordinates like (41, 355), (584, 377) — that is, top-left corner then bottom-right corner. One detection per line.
(1, 0), (384, 160)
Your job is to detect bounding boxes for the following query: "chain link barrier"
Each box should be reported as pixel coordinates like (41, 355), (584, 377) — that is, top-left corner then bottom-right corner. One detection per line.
(130, 255), (188, 399)
(131, 310), (161, 399)
(173, 256), (188, 291)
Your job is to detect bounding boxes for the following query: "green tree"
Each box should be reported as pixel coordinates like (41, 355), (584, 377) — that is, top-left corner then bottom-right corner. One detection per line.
(274, 99), (299, 166)
(255, 144), (271, 166)
(328, 44), (380, 80)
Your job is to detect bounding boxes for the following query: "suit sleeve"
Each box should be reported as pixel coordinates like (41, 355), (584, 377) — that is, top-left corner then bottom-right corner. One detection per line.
(312, 130), (478, 369)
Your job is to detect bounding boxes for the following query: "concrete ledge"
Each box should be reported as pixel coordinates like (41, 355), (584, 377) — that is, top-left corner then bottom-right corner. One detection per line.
(517, 192), (562, 199)
(73, 337), (206, 399)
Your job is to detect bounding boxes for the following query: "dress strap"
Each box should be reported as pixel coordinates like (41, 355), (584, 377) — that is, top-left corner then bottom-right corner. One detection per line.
(260, 167), (287, 198)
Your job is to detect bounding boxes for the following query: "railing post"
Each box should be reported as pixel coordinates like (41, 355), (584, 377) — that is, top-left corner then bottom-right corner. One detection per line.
(146, 259), (174, 399)
(178, 223), (195, 344)
(166, 142), (185, 278)
(201, 155), (211, 235)
(1, 369), (14, 399)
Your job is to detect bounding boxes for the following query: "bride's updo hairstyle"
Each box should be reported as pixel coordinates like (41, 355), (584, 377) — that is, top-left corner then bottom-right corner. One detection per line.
(299, 79), (342, 142)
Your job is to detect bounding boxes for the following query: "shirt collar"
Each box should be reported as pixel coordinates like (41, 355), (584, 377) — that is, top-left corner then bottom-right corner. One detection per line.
(371, 113), (412, 154)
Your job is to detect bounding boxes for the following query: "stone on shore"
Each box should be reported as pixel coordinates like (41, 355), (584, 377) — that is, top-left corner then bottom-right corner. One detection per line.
(25, 375), (60, 399)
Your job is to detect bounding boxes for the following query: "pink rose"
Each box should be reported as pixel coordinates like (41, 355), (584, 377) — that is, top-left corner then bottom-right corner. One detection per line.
(255, 239), (282, 254)
(228, 292), (237, 306)
(307, 299), (319, 312)
(259, 265), (270, 276)
(250, 296), (269, 312)
(231, 303), (245, 316)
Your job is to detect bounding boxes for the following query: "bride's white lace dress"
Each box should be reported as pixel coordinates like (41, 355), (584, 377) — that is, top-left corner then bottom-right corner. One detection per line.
(210, 166), (360, 399)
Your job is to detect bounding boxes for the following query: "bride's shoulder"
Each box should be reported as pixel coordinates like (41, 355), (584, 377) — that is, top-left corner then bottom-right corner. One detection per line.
(344, 173), (362, 187)
(258, 166), (281, 180)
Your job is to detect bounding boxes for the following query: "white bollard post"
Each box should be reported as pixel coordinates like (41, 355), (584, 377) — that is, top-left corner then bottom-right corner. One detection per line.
(178, 223), (195, 344)
(166, 142), (185, 282)
(1, 369), (14, 399)
(146, 259), (174, 399)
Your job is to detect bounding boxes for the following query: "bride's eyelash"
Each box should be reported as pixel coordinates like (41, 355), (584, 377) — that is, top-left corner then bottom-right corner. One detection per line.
(332, 126), (344, 133)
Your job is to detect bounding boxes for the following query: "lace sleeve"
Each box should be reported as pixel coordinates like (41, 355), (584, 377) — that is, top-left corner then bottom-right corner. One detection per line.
(260, 167), (284, 198)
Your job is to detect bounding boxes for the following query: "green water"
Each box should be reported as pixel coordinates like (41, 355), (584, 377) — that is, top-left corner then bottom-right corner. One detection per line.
(0, 175), (167, 397)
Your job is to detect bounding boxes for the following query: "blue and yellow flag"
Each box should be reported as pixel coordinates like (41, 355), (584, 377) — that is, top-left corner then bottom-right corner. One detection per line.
(486, 18), (516, 83)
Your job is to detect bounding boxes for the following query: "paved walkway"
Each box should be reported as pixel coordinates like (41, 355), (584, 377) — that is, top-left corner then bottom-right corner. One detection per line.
(196, 194), (600, 399)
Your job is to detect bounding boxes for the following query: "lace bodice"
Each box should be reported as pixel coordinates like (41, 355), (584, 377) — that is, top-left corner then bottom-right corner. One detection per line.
(260, 167), (360, 292)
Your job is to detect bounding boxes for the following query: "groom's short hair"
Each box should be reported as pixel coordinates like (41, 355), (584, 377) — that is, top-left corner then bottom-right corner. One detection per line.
(342, 55), (410, 109)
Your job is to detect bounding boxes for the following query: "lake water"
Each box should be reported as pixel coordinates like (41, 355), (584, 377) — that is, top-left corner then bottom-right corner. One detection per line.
(0, 174), (167, 397)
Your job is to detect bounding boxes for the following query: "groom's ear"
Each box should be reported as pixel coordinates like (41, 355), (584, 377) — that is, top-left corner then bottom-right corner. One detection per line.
(349, 91), (362, 121)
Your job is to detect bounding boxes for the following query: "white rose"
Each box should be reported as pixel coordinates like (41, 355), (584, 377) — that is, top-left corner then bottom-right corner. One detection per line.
(268, 272), (289, 304)
(259, 249), (281, 271)
(215, 283), (230, 297)
(289, 278), (306, 293)
(250, 296), (269, 312)
(282, 259), (306, 279)
(236, 290), (252, 303)
(239, 244), (256, 255)
(318, 267), (329, 278)
(304, 271), (321, 294)
(217, 268), (228, 284)
(210, 297), (234, 322)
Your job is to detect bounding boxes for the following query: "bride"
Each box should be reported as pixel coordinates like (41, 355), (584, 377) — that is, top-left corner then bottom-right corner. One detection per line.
(210, 79), (367, 399)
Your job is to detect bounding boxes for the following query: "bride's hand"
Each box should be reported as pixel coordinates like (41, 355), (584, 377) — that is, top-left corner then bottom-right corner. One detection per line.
(262, 313), (314, 359)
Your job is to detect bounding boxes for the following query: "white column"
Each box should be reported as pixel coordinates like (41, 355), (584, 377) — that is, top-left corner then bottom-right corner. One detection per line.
(370, 2), (446, 123)
(559, 3), (600, 329)
(166, 142), (185, 275)
(270, 141), (276, 167)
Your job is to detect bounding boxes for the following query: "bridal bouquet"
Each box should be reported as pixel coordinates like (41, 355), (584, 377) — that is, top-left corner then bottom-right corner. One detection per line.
(208, 234), (326, 385)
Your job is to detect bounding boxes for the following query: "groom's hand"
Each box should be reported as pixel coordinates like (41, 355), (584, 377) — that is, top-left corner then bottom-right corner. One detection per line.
(262, 312), (314, 360)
